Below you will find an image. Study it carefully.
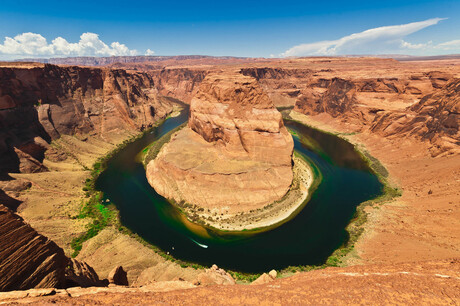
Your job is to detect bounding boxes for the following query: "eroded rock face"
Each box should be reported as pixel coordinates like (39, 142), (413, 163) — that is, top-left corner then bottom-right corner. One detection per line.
(0, 204), (68, 291)
(295, 78), (356, 117)
(0, 205), (107, 291)
(149, 68), (207, 103)
(147, 72), (294, 213)
(0, 64), (173, 174)
(188, 73), (293, 164)
(371, 78), (460, 156)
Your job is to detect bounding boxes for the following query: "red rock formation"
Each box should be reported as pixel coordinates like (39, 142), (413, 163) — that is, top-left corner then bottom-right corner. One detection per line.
(18, 259), (459, 305)
(108, 266), (129, 286)
(371, 78), (460, 156)
(0, 64), (173, 173)
(65, 259), (106, 288)
(295, 78), (356, 117)
(0, 204), (109, 291)
(0, 204), (68, 291)
(146, 72), (294, 213)
(148, 68), (207, 103)
(188, 73), (293, 164)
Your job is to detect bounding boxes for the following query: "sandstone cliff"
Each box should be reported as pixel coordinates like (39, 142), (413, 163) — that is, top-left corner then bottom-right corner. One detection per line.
(0, 204), (109, 291)
(146, 72), (294, 213)
(0, 204), (68, 291)
(0, 63), (173, 174)
(371, 78), (460, 156)
(148, 68), (207, 103)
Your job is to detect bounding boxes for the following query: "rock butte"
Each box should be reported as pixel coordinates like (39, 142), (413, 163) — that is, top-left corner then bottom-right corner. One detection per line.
(146, 72), (294, 213)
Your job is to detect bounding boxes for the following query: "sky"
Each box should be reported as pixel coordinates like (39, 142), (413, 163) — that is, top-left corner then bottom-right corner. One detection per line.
(0, 0), (459, 59)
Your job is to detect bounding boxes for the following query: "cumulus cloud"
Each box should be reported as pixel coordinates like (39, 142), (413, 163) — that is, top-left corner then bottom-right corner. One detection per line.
(0, 32), (139, 58)
(145, 48), (155, 56)
(281, 18), (456, 57)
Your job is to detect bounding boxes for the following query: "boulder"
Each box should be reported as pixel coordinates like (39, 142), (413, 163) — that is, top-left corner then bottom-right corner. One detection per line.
(251, 273), (274, 285)
(193, 265), (235, 286)
(65, 259), (106, 288)
(108, 266), (129, 286)
(251, 270), (277, 286)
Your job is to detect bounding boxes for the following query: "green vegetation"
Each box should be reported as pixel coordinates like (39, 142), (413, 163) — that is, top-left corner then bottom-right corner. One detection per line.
(280, 264), (325, 275)
(70, 118), (168, 257)
(70, 193), (116, 257)
(228, 271), (261, 282)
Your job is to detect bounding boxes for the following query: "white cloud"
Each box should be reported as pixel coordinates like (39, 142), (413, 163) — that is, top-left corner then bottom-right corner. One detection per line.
(435, 39), (460, 50)
(281, 18), (455, 57)
(400, 40), (431, 50)
(0, 32), (138, 59)
(145, 48), (155, 56)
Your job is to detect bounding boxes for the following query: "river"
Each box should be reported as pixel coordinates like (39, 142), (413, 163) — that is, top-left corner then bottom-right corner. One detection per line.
(96, 106), (382, 273)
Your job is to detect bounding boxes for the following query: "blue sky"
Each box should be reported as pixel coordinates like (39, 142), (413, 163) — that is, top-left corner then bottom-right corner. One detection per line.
(0, 0), (459, 59)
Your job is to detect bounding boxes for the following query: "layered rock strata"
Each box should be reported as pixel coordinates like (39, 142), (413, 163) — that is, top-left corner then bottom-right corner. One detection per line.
(0, 204), (110, 291)
(146, 73), (294, 213)
(0, 63), (173, 174)
(371, 78), (460, 156)
(0, 204), (68, 291)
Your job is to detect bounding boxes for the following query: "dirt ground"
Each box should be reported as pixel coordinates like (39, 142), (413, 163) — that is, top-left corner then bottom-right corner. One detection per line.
(8, 259), (459, 305)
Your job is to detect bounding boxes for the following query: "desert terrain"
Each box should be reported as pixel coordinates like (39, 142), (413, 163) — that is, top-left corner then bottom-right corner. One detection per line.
(0, 56), (459, 304)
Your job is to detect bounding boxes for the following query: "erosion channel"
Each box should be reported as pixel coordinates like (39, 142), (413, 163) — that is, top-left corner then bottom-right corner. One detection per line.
(95, 105), (383, 273)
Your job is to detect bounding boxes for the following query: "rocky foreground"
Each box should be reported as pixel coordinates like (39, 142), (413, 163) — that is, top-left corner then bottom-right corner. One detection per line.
(1, 259), (458, 305)
(146, 72), (295, 216)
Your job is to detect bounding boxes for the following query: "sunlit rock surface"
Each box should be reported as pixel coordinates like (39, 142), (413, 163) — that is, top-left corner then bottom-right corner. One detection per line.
(146, 72), (294, 213)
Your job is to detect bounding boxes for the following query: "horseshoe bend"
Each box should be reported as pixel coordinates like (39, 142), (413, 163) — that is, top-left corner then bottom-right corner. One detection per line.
(145, 72), (316, 230)
(1, 6), (460, 303)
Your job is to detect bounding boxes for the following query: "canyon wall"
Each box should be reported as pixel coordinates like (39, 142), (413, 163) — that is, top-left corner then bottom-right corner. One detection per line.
(0, 63), (173, 174)
(148, 68), (207, 103)
(240, 62), (458, 156)
(371, 78), (460, 156)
